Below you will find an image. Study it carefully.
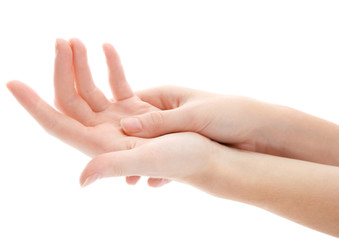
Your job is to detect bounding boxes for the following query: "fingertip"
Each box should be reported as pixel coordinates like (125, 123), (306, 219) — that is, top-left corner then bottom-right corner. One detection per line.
(102, 42), (113, 50)
(69, 37), (80, 44)
(79, 169), (87, 186)
(126, 176), (141, 185)
(68, 38), (76, 49)
(102, 43), (117, 57)
(6, 80), (32, 98)
(80, 152), (115, 185)
(6, 80), (18, 91)
(80, 173), (101, 188)
(69, 38), (86, 49)
(80, 156), (101, 180)
(55, 38), (63, 46)
(6, 80), (12, 86)
(55, 38), (72, 51)
(55, 38), (69, 51)
(69, 38), (88, 57)
(6, 81), (16, 95)
(5, 81), (52, 128)
(147, 178), (170, 188)
(79, 162), (99, 187)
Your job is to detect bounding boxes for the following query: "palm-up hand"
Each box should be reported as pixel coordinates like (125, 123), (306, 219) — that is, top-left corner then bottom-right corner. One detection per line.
(6, 38), (166, 186)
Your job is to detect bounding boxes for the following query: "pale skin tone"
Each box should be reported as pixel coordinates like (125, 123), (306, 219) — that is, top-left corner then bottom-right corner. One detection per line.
(7, 38), (167, 187)
(7, 39), (339, 237)
(122, 86), (339, 166)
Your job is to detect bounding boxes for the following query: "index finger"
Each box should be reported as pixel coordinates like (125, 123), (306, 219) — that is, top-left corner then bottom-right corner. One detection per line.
(54, 39), (95, 124)
(7, 81), (90, 152)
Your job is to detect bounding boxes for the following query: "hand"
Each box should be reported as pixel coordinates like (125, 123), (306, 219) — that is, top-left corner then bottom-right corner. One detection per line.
(6, 38), (165, 186)
(121, 86), (339, 166)
(80, 132), (220, 188)
(120, 86), (278, 155)
(80, 127), (339, 237)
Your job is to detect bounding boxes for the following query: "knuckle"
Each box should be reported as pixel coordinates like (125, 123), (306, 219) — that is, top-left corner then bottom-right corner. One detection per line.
(184, 108), (199, 130)
(147, 111), (165, 131)
(112, 165), (124, 177)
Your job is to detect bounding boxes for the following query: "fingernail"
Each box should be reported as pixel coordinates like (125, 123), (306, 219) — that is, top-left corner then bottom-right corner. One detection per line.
(81, 173), (100, 188)
(121, 118), (142, 133)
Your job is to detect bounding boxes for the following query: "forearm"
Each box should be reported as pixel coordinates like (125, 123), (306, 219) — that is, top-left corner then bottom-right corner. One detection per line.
(261, 104), (339, 166)
(186, 146), (339, 237)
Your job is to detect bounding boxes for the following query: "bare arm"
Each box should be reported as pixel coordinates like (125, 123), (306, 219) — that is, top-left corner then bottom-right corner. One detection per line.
(121, 86), (339, 166)
(80, 131), (339, 237)
(264, 105), (339, 166)
(186, 145), (339, 237)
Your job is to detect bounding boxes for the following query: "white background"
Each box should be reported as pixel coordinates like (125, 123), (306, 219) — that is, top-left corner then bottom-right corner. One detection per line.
(0, 0), (338, 239)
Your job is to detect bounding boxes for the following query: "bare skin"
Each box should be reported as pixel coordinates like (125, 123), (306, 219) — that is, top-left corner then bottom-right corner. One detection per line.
(6, 38), (168, 187)
(122, 86), (339, 166)
(80, 128), (339, 237)
(7, 39), (339, 237)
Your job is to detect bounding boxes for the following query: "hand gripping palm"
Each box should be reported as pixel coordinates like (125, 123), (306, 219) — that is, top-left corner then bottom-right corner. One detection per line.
(7, 38), (169, 187)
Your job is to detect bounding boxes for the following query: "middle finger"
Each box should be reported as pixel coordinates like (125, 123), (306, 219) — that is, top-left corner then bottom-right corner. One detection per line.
(69, 38), (110, 112)
(54, 38), (95, 125)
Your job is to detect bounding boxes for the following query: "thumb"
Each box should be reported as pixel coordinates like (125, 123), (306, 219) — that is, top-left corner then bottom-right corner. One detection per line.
(120, 109), (192, 138)
(80, 148), (154, 187)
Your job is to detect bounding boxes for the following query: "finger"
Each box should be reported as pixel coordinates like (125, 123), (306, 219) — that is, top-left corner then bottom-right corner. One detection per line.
(120, 109), (194, 138)
(6, 81), (89, 148)
(147, 178), (171, 188)
(126, 176), (141, 185)
(103, 43), (134, 101)
(69, 38), (110, 112)
(54, 38), (95, 124)
(135, 85), (191, 110)
(80, 147), (163, 187)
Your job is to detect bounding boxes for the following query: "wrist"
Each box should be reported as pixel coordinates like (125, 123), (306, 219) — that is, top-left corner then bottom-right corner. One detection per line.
(250, 103), (291, 156)
(180, 142), (246, 201)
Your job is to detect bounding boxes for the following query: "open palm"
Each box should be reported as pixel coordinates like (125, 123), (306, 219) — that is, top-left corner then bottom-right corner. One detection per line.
(7, 38), (163, 186)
